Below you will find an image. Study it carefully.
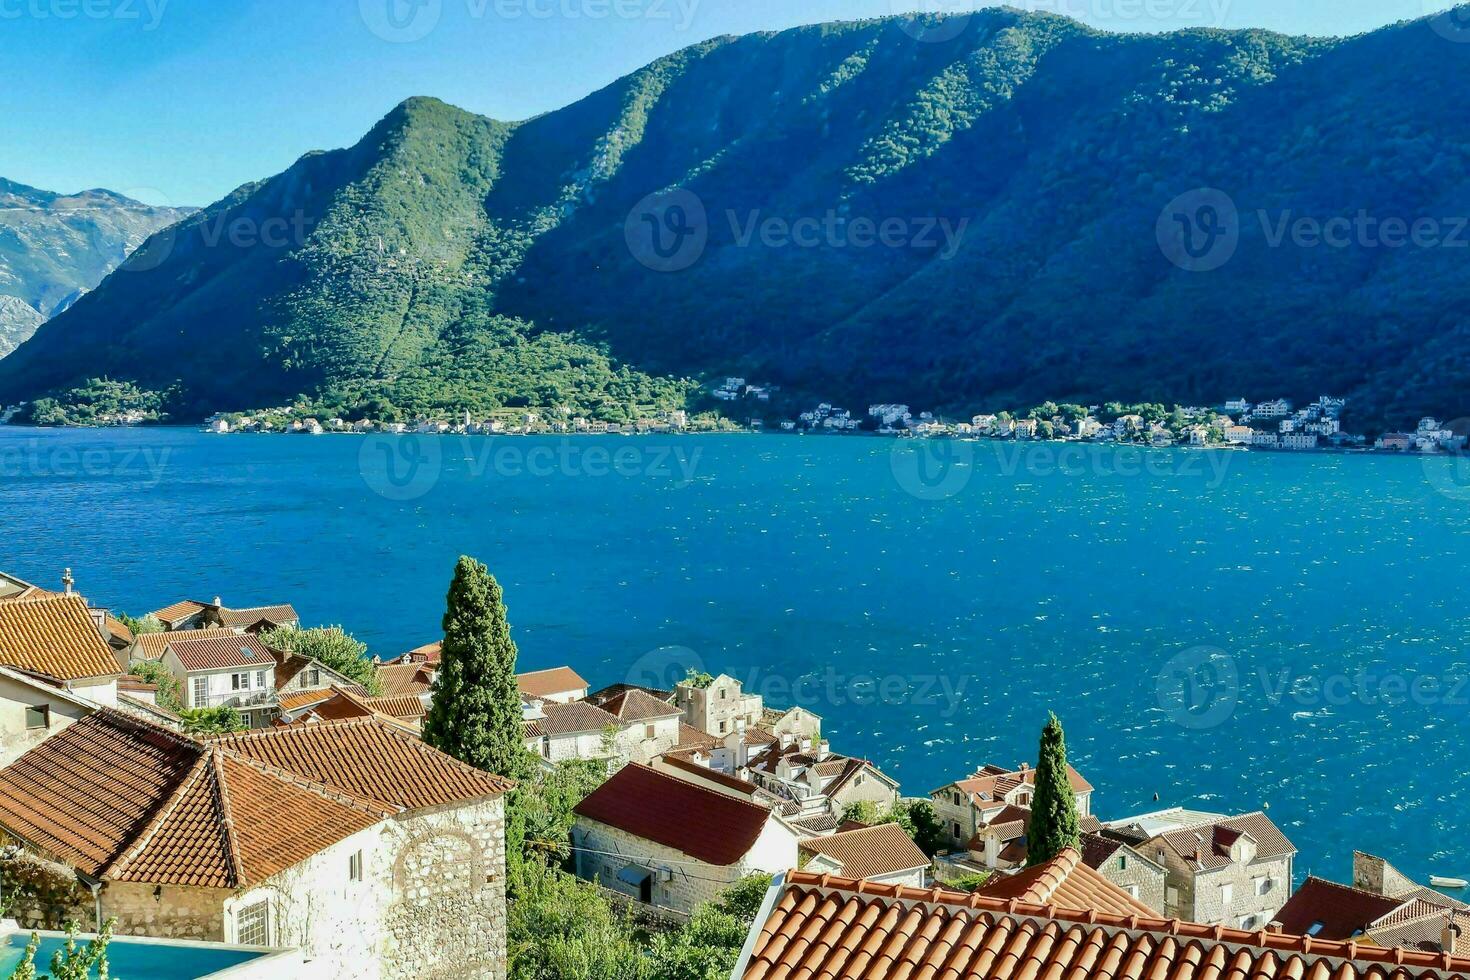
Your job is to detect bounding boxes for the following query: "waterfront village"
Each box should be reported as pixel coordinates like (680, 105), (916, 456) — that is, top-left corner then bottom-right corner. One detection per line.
(1, 565), (1468, 980)
(200, 383), (1469, 457)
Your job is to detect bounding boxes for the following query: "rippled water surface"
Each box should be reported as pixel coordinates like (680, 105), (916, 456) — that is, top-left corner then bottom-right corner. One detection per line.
(3, 427), (1468, 883)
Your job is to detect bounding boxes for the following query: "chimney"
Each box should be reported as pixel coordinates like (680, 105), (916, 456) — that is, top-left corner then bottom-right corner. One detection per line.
(1443, 916), (1462, 955)
(62, 568), (74, 595)
(815, 740), (830, 762)
(212, 596), (223, 608)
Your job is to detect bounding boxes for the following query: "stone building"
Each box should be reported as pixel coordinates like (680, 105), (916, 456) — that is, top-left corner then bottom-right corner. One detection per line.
(798, 824), (931, 888)
(675, 674), (764, 737)
(1080, 831), (1168, 914)
(572, 763), (800, 915)
(929, 761), (1096, 855)
(0, 709), (513, 979)
(1104, 808), (1296, 928)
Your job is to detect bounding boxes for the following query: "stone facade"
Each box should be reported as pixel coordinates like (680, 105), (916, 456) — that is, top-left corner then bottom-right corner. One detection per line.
(1154, 846), (1292, 928)
(1093, 846), (1167, 915)
(7, 798), (507, 979)
(615, 714), (682, 765)
(676, 675), (764, 737)
(573, 814), (797, 915)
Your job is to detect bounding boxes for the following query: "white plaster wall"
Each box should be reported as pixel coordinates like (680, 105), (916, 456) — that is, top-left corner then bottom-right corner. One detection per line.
(0, 676), (94, 768)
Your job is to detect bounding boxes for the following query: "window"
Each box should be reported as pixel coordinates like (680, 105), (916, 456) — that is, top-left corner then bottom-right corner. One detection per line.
(718, 689), (727, 700)
(303, 668), (320, 687)
(1307, 922), (1326, 937)
(255, 670), (266, 689)
(1126, 884), (1140, 898)
(24, 704), (49, 731)
(1119, 855), (1128, 871)
(1239, 915), (1260, 930)
(644, 725), (656, 739)
(718, 721), (727, 734)
(953, 822), (962, 839)
(1166, 886), (1180, 906)
(191, 677), (208, 706)
(1256, 876), (1274, 896)
(349, 850), (363, 882)
(235, 901), (269, 946)
(952, 791), (961, 805)
(1220, 883), (1234, 905)
(232, 672), (250, 691)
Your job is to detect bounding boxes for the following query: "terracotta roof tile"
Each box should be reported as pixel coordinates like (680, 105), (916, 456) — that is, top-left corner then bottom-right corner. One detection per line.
(0, 710), (493, 890)
(215, 604), (298, 629)
(0, 594), (122, 681)
(574, 763), (775, 866)
(166, 634), (275, 672)
(150, 601), (208, 624)
(977, 847), (1155, 917)
(799, 824), (930, 880)
(133, 627), (238, 662)
(601, 688), (682, 723)
(377, 661), (435, 697)
(740, 871), (1470, 980)
(1275, 877), (1407, 940)
(536, 699), (620, 737)
(1150, 811), (1296, 870)
(210, 717), (514, 810)
(516, 666), (589, 699)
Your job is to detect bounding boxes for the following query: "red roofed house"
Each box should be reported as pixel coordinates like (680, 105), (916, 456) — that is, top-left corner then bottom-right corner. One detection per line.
(160, 633), (279, 728)
(798, 824), (931, 888)
(572, 763), (800, 914)
(516, 666), (589, 704)
(929, 761), (1097, 857)
(0, 709), (513, 978)
(1104, 807), (1296, 928)
(0, 594), (125, 765)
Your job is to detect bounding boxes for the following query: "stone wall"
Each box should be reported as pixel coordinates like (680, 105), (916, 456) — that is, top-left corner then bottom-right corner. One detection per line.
(1354, 852), (1419, 898)
(1097, 849), (1167, 914)
(0, 847), (93, 931)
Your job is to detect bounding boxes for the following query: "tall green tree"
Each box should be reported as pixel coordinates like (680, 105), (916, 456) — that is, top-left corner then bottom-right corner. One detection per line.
(422, 556), (528, 781)
(1026, 713), (1080, 866)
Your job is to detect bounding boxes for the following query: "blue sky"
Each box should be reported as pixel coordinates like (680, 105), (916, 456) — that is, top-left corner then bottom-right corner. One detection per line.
(0, 0), (1459, 206)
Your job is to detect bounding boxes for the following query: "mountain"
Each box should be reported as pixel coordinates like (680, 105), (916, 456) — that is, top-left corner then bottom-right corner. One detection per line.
(4, 9), (1470, 428)
(0, 179), (191, 357)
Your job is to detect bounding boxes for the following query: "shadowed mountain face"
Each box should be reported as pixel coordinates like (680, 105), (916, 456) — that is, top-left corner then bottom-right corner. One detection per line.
(4, 9), (1469, 427)
(0, 179), (191, 357)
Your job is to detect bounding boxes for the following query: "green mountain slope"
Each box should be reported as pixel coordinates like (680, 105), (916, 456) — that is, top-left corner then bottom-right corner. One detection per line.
(0, 179), (191, 356)
(4, 9), (1470, 428)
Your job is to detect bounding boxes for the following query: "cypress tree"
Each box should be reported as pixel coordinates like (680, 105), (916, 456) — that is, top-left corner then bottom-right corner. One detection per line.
(1026, 712), (1081, 866)
(422, 556), (528, 781)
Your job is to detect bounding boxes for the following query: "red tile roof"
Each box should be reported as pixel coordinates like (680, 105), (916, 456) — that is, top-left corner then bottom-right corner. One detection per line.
(134, 627), (238, 661)
(150, 601), (208, 625)
(210, 717), (513, 811)
(1275, 877), (1406, 940)
(574, 763), (777, 865)
(516, 666), (589, 699)
(977, 847), (1155, 917)
(215, 604), (298, 629)
(1148, 811), (1296, 870)
(600, 687), (682, 723)
(377, 661), (435, 697)
(798, 824), (930, 881)
(0, 594), (122, 681)
(939, 762), (1093, 802)
(740, 871), (1470, 980)
(0, 710), (385, 888)
(166, 633), (275, 672)
(535, 699), (620, 737)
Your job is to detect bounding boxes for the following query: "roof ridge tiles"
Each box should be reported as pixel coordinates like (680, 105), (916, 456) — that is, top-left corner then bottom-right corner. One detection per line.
(778, 871), (1470, 977)
(104, 750), (214, 882)
(210, 748), (248, 887)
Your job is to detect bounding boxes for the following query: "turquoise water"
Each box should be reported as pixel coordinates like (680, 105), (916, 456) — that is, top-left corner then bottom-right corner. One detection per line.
(0, 934), (265, 978)
(2, 427), (1468, 883)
